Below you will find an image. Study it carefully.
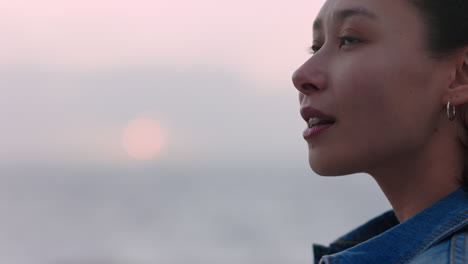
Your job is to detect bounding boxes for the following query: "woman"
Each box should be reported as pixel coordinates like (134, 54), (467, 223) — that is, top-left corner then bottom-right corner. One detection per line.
(291, 0), (468, 263)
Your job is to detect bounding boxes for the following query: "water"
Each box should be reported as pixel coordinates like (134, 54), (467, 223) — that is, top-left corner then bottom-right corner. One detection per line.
(0, 160), (389, 264)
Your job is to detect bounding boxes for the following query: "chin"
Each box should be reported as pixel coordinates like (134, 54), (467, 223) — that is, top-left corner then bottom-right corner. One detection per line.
(308, 156), (359, 176)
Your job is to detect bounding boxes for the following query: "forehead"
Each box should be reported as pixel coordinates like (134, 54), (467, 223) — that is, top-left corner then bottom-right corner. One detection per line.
(313, 0), (419, 32)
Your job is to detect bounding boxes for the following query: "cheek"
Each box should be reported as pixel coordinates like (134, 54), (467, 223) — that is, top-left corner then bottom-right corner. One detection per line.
(334, 46), (430, 125)
(334, 60), (394, 122)
(329, 56), (415, 162)
(328, 51), (437, 167)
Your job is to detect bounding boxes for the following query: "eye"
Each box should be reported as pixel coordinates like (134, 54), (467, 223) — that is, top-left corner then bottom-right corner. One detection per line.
(308, 36), (362, 54)
(338, 36), (361, 48)
(309, 45), (321, 54)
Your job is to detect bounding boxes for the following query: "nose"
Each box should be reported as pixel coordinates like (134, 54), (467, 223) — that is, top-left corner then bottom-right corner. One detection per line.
(291, 59), (326, 95)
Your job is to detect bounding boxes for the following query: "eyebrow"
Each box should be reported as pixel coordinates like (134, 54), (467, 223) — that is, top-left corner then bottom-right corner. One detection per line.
(313, 7), (379, 32)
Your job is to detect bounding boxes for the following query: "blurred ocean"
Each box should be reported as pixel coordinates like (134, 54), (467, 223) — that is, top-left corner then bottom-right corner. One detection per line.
(0, 160), (389, 264)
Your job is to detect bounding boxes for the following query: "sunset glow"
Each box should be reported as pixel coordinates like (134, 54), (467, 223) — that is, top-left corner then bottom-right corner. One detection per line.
(122, 118), (166, 160)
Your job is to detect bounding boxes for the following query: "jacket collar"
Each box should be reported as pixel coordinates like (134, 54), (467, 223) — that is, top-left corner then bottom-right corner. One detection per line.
(313, 188), (468, 264)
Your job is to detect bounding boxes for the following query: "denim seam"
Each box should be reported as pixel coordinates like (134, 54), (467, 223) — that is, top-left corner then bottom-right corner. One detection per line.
(451, 231), (468, 264)
(333, 254), (339, 264)
(394, 211), (468, 264)
(451, 233), (457, 264)
(463, 232), (466, 264)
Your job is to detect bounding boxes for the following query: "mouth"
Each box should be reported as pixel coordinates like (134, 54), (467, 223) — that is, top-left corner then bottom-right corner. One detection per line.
(300, 106), (336, 139)
(308, 117), (335, 128)
(303, 119), (335, 139)
(300, 106), (336, 125)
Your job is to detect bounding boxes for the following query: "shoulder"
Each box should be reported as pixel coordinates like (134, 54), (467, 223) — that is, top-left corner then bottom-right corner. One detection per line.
(409, 229), (468, 264)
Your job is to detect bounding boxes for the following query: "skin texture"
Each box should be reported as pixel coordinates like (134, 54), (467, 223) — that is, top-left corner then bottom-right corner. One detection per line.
(292, 0), (468, 222)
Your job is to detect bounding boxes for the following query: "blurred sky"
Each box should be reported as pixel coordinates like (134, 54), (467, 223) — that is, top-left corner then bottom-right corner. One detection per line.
(2, 0), (327, 165)
(0, 1), (391, 263)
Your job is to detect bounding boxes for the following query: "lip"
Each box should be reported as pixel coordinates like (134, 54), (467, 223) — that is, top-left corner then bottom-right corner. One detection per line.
(303, 124), (334, 139)
(300, 106), (336, 140)
(300, 106), (336, 123)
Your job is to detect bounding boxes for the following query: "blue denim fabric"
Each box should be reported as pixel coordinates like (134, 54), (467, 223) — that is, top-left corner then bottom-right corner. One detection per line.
(313, 188), (468, 264)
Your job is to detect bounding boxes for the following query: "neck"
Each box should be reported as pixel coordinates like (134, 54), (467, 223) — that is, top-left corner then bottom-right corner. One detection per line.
(368, 126), (464, 223)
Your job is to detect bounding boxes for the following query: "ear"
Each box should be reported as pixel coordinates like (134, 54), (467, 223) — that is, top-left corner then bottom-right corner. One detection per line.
(442, 47), (468, 106)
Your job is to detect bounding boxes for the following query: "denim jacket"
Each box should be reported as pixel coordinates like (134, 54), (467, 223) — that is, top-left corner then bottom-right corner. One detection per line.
(313, 188), (468, 264)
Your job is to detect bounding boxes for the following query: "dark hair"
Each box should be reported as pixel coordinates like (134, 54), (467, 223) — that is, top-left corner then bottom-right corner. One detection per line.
(407, 0), (468, 191)
(407, 0), (468, 59)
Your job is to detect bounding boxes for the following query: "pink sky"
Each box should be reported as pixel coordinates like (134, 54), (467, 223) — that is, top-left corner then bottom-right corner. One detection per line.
(1, 0), (324, 76)
(1, 0), (325, 164)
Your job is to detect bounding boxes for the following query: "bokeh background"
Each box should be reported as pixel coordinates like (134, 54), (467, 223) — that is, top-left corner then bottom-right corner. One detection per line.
(1, 0), (390, 263)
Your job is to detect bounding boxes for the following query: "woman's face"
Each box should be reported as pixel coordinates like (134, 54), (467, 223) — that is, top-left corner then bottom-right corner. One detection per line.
(292, 0), (453, 176)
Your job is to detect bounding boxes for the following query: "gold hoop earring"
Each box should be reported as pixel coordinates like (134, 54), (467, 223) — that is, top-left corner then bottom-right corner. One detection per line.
(447, 99), (456, 121)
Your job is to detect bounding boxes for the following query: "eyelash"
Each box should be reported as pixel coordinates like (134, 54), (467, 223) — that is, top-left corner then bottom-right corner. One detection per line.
(309, 36), (361, 54)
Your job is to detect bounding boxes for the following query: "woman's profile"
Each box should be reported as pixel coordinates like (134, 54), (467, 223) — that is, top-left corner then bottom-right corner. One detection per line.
(291, 0), (468, 263)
